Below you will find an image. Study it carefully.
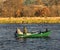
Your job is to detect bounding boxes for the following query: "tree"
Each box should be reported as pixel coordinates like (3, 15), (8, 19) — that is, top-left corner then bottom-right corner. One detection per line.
(41, 7), (50, 17)
(0, 8), (2, 16)
(2, 0), (24, 17)
(35, 0), (43, 5)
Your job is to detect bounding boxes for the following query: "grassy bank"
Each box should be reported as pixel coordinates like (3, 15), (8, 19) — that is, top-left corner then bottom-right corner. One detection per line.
(0, 17), (60, 24)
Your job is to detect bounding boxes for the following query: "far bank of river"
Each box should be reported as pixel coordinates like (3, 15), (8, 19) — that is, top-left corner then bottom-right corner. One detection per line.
(0, 17), (60, 24)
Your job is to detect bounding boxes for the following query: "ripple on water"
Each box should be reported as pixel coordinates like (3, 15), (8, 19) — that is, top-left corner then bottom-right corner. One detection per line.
(0, 24), (60, 50)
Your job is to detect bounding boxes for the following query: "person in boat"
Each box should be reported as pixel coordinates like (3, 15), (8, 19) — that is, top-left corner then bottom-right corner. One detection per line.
(45, 28), (48, 32)
(16, 28), (23, 34)
(16, 27), (31, 35)
(38, 28), (48, 34)
(23, 26), (27, 34)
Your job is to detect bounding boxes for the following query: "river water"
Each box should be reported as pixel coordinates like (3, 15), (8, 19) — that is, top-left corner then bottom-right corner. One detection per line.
(0, 24), (60, 50)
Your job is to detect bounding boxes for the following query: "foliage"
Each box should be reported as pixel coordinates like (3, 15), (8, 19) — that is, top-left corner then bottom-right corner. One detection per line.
(0, 0), (60, 17)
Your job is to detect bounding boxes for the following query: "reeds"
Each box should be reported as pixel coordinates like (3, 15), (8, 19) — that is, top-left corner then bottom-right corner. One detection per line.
(0, 17), (60, 24)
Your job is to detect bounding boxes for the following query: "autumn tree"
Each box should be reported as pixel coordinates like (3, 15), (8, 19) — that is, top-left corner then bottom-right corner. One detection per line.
(41, 7), (50, 17)
(2, 0), (24, 17)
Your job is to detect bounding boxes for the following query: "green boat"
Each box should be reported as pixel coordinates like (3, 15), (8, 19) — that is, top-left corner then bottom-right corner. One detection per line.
(15, 30), (51, 38)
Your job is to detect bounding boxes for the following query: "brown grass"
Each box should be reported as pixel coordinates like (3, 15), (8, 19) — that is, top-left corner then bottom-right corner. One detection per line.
(0, 17), (60, 24)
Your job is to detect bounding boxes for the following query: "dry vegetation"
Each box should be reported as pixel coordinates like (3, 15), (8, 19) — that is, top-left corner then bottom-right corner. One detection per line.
(0, 0), (60, 24)
(0, 0), (60, 17)
(0, 17), (60, 24)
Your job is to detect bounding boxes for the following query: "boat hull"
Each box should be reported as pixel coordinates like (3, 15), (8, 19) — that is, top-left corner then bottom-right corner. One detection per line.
(15, 31), (51, 38)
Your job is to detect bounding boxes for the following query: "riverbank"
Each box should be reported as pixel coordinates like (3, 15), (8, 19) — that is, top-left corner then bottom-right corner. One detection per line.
(0, 17), (60, 24)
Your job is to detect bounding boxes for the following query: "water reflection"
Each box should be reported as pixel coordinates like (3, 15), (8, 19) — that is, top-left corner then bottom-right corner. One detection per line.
(16, 38), (27, 43)
(15, 37), (51, 44)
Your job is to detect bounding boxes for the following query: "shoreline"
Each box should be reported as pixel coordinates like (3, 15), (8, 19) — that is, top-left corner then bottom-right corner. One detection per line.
(0, 17), (60, 24)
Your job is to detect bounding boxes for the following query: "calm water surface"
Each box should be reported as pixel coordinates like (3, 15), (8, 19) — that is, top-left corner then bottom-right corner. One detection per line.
(0, 24), (60, 50)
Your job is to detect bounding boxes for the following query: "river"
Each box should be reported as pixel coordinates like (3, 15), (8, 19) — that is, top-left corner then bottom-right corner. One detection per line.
(0, 24), (60, 50)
